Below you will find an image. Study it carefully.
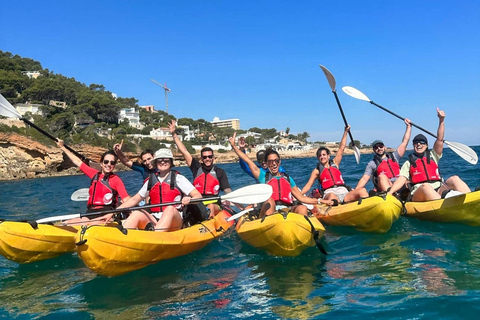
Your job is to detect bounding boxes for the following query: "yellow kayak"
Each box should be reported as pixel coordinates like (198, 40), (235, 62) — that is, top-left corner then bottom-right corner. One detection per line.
(311, 194), (402, 233)
(404, 190), (480, 226)
(0, 221), (80, 263)
(75, 210), (234, 276)
(236, 211), (325, 257)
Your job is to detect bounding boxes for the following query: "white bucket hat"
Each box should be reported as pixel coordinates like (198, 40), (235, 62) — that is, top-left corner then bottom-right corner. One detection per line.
(153, 148), (174, 165)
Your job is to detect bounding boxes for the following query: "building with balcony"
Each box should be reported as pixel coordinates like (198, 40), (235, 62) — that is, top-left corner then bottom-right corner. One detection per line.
(118, 107), (142, 129)
(210, 117), (240, 130)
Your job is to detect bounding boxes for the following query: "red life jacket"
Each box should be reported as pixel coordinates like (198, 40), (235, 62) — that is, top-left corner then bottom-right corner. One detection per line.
(193, 166), (220, 196)
(373, 153), (400, 187)
(408, 151), (442, 185)
(147, 171), (182, 212)
(265, 172), (294, 205)
(317, 161), (345, 190)
(87, 172), (118, 209)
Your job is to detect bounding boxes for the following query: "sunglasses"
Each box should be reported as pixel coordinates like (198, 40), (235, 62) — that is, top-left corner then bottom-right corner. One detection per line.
(267, 159), (280, 165)
(156, 158), (171, 163)
(202, 155), (214, 159)
(373, 144), (384, 150)
(103, 160), (117, 165)
(413, 141), (427, 146)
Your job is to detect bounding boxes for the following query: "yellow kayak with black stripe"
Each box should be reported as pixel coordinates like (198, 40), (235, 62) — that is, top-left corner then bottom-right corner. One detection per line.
(0, 221), (80, 263)
(75, 210), (234, 276)
(404, 190), (480, 226)
(311, 194), (402, 233)
(236, 211), (325, 257)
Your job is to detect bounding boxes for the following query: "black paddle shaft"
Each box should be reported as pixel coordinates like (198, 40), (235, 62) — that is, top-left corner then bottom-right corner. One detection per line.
(332, 90), (356, 144)
(369, 101), (438, 139)
(21, 117), (89, 162)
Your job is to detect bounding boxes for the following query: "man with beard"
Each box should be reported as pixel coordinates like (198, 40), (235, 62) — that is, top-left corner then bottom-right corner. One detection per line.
(355, 119), (412, 193)
(169, 120), (231, 217)
(113, 139), (156, 181)
(388, 108), (470, 201)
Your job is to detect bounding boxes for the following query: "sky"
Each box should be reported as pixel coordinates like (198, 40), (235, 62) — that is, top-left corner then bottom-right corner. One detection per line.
(1, 0), (479, 147)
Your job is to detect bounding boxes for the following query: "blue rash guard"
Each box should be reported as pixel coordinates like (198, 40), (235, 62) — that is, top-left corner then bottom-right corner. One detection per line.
(131, 161), (156, 180)
(239, 150), (285, 180)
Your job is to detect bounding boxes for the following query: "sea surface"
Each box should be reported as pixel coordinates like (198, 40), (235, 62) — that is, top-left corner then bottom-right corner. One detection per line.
(1, 147), (480, 319)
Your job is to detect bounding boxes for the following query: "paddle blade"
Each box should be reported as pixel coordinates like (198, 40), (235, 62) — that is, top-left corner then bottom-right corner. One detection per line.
(342, 86), (371, 102)
(444, 140), (478, 164)
(319, 65), (336, 91)
(226, 208), (255, 222)
(71, 188), (89, 201)
(353, 145), (361, 164)
(0, 93), (21, 118)
(222, 184), (273, 205)
(37, 213), (80, 224)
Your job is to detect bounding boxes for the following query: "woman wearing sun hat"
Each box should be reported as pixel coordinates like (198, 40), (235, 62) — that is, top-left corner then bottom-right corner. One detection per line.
(388, 108), (470, 201)
(119, 148), (203, 231)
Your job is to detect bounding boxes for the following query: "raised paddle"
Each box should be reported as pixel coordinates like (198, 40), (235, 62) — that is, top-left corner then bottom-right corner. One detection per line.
(71, 188), (89, 201)
(342, 86), (478, 165)
(37, 184), (273, 224)
(0, 93), (101, 170)
(319, 65), (361, 164)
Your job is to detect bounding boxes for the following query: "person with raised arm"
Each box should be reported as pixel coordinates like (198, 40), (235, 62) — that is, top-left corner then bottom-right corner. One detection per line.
(301, 126), (368, 204)
(237, 136), (285, 180)
(355, 119), (412, 194)
(229, 132), (333, 217)
(119, 148), (203, 231)
(56, 140), (130, 224)
(168, 120), (231, 217)
(388, 109), (470, 201)
(113, 139), (156, 181)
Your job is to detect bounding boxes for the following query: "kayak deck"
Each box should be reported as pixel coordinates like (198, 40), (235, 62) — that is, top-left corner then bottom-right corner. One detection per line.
(311, 194), (402, 233)
(404, 190), (480, 226)
(236, 211), (325, 257)
(0, 221), (79, 263)
(75, 210), (234, 276)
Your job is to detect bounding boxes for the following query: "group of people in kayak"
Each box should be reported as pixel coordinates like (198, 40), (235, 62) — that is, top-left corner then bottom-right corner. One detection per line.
(55, 108), (471, 231)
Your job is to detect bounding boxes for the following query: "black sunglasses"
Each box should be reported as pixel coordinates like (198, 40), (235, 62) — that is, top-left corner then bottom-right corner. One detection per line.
(202, 155), (214, 159)
(156, 158), (171, 163)
(267, 159), (280, 165)
(413, 141), (427, 145)
(103, 160), (117, 165)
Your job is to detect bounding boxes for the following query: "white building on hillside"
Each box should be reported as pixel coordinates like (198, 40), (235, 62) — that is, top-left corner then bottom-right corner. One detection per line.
(15, 103), (42, 116)
(21, 71), (41, 79)
(118, 107), (142, 128)
(210, 117), (240, 130)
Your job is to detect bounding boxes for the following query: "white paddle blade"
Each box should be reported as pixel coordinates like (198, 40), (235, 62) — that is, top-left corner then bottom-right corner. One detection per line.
(222, 184), (273, 205)
(0, 94), (22, 118)
(342, 86), (371, 102)
(444, 140), (478, 165)
(319, 65), (336, 91)
(37, 213), (80, 224)
(71, 188), (90, 201)
(354, 146), (361, 164)
(226, 208), (255, 222)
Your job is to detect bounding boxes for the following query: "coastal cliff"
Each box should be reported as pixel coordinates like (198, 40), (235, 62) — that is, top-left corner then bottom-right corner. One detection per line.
(0, 133), (373, 181)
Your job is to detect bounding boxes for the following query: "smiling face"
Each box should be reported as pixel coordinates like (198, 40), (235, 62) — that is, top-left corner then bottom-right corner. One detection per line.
(413, 140), (428, 154)
(155, 158), (172, 173)
(201, 151), (214, 167)
(141, 153), (154, 170)
(373, 143), (385, 156)
(266, 154), (281, 175)
(102, 154), (117, 174)
(318, 150), (330, 166)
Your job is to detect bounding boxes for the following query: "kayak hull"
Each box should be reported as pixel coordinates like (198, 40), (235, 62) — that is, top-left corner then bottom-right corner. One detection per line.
(236, 212), (325, 257)
(404, 190), (480, 226)
(311, 195), (402, 233)
(0, 221), (79, 263)
(75, 210), (234, 276)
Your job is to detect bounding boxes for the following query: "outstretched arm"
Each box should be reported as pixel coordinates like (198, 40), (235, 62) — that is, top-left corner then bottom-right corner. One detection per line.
(238, 137), (255, 178)
(355, 174), (371, 190)
(387, 176), (407, 195)
(291, 186), (333, 205)
(169, 120), (193, 166)
(228, 133), (261, 179)
(333, 126), (349, 166)
(56, 139), (83, 168)
(300, 168), (320, 194)
(433, 108), (445, 156)
(113, 139), (133, 168)
(396, 118), (412, 157)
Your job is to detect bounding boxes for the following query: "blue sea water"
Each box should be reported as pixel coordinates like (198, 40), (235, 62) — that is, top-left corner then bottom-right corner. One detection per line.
(1, 147), (480, 319)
